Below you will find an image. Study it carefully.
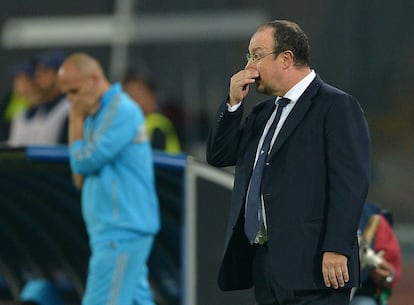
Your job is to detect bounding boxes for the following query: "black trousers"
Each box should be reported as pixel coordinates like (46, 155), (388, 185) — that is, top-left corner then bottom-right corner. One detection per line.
(252, 243), (351, 305)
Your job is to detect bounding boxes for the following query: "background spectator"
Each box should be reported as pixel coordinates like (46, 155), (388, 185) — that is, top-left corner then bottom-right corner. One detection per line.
(8, 50), (69, 146)
(352, 202), (401, 305)
(0, 58), (40, 142)
(122, 72), (182, 154)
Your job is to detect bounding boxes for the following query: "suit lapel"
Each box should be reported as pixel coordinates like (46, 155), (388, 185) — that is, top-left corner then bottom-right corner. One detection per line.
(269, 76), (321, 158)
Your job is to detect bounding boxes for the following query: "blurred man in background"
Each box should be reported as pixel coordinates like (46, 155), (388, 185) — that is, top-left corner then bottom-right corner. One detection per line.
(58, 53), (160, 305)
(0, 58), (40, 142)
(122, 73), (182, 154)
(8, 50), (69, 146)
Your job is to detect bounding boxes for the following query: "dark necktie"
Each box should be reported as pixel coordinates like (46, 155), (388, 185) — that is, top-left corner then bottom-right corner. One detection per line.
(244, 97), (290, 244)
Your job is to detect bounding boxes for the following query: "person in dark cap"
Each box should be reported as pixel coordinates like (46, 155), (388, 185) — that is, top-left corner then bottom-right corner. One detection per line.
(36, 50), (67, 71)
(8, 50), (70, 146)
(33, 50), (67, 106)
(0, 57), (40, 142)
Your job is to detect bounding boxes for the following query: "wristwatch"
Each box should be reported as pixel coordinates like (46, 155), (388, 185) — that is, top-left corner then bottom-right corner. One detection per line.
(384, 272), (395, 284)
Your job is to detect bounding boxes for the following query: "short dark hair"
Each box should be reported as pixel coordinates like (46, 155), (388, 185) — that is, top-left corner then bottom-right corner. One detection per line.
(122, 71), (157, 93)
(259, 20), (310, 67)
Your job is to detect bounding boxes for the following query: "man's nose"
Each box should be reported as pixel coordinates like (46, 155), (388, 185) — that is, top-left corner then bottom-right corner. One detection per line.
(245, 60), (254, 69)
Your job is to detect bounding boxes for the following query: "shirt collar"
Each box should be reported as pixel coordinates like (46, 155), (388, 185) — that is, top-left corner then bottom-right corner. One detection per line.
(277, 70), (316, 104)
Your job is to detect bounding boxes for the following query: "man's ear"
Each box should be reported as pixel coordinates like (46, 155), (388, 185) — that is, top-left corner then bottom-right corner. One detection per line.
(282, 50), (294, 69)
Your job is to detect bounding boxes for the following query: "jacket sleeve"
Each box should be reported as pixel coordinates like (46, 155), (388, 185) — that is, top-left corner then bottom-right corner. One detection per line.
(206, 97), (244, 167)
(69, 98), (142, 174)
(322, 94), (371, 257)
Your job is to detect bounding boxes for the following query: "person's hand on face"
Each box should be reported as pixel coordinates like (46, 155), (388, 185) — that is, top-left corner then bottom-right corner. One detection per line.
(70, 78), (100, 118)
(228, 67), (259, 106)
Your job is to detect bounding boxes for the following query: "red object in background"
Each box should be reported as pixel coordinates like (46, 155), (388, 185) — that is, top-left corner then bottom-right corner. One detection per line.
(374, 215), (402, 287)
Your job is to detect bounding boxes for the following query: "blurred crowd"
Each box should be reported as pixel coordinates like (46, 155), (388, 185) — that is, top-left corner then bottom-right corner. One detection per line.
(0, 50), (69, 146)
(0, 49), (185, 154)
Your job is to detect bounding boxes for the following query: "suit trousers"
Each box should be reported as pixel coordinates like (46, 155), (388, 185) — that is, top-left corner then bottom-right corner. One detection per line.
(252, 243), (352, 305)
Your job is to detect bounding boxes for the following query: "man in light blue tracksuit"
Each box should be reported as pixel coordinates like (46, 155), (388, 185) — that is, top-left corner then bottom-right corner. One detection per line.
(58, 53), (160, 305)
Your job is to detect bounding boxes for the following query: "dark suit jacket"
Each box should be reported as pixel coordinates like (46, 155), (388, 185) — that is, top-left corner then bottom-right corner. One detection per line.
(206, 75), (371, 291)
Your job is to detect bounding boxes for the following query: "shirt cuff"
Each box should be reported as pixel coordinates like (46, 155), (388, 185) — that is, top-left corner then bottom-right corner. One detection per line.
(227, 101), (242, 112)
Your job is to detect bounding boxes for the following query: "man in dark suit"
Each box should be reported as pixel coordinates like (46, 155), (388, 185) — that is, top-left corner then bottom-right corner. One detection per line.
(206, 20), (371, 305)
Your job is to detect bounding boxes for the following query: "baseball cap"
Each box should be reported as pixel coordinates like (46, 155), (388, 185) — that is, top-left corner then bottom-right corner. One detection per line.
(9, 57), (37, 77)
(36, 50), (67, 70)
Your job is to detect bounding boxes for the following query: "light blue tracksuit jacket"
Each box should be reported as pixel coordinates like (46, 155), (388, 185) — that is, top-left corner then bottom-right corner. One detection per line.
(69, 83), (160, 245)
